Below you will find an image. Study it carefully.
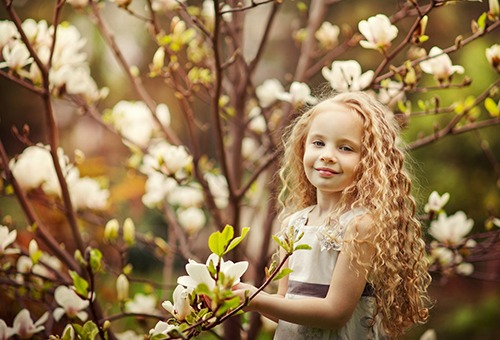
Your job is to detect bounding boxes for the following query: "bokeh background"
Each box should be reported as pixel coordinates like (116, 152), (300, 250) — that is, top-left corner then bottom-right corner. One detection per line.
(1, 0), (499, 339)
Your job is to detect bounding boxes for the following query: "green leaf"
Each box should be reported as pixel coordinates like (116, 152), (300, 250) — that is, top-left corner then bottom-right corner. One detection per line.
(225, 227), (250, 254)
(82, 321), (99, 340)
(273, 268), (293, 281)
(477, 12), (487, 31)
(484, 97), (499, 117)
(89, 248), (103, 272)
(294, 244), (312, 251)
(208, 225), (234, 256)
(216, 296), (241, 316)
(69, 271), (89, 297)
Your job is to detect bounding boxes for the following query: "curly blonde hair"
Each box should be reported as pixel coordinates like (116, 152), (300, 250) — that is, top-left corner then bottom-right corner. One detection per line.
(278, 91), (431, 337)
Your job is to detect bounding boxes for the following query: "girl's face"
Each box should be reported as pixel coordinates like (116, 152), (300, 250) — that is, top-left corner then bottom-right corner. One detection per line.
(303, 102), (363, 203)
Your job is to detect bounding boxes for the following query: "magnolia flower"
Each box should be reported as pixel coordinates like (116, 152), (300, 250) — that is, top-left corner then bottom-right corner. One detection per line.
(116, 274), (129, 302)
(32, 253), (62, 278)
(429, 211), (474, 246)
(11, 309), (48, 338)
(429, 245), (455, 266)
(152, 0), (185, 12)
(0, 225), (18, 255)
(275, 82), (317, 107)
(242, 137), (259, 160)
(0, 41), (33, 73)
(0, 319), (14, 340)
(53, 286), (89, 321)
(256, 79), (285, 108)
(162, 285), (194, 321)
(358, 14), (398, 50)
(489, 0), (500, 17)
(419, 329), (437, 340)
(177, 254), (249, 290)
(322, 60), (374, 92)
(178, 207), (207, 234)
(141, 141), (192, 177)
(205, 173), (229, 209)
(17, 256), (33, 274)
(67, 0), (89, 8)
(456, 262), (474, 276)
(167, 185), (204, 208)
(10, 144), (78, 197)
(142, 173), (178, 208)
(125, 293), (158, 314)
(377, 80), (405, 105)
(202, 0), (232, 24)
(248, 107), (267, 134)
(108, 101), (171, 148)
(21, 19), (51, 49)
(0, 20), (19, 49)
(149, 321), (177, 337)
(315, 22), (340, 49)
(424, 191), (450, 213)
(419, 46), (464, 83)
(485, 44), (500, 72)
(69, 177), (109, 210)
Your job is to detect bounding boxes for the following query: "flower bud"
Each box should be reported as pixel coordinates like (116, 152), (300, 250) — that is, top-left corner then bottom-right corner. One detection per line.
(123, 218), (136, 246)
(104, 219), (119, 242)
(116, 274), (129, 302)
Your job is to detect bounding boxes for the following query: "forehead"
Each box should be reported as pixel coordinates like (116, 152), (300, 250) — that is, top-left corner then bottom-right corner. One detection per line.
(307, 101), (363, 137)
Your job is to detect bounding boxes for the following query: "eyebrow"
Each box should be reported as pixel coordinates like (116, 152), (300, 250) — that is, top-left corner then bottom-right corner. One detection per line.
(307, 133), (361, 147)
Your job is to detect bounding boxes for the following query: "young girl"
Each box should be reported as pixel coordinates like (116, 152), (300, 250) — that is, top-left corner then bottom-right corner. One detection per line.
(235, 91), (431, 339)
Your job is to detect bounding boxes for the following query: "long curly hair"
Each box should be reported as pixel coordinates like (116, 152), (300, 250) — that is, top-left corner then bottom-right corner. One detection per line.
(278, 91), (431, 337)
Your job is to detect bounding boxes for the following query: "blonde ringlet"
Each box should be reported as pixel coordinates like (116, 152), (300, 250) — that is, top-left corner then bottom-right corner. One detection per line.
(278, 91), (432, 337)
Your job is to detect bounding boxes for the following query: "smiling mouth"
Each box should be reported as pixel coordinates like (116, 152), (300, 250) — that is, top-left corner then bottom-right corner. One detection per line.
(315, 168), (340, 176)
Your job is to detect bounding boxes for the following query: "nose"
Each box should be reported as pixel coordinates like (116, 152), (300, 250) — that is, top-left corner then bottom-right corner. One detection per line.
(320, 149), (337, 163)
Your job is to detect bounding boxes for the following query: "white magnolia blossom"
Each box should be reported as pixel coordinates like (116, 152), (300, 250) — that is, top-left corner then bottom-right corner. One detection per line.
(490, 0), (500, 16)
(32, 253), (62, 278)
(141, 141), (192, 177)
(429, 211), (474, 246)
(167, 185), (204, 208)
(21, 19), (51, 49)
(275, 81), (318, 106)
(67, 0), (89, 8)
(177, 254), (249, 290)
(315, 22), (340, 49)
(125, 293), (158, 314)
(248, 107), (267, 134)
(162, 285), (194, 321)
(0, 225), (18, 255)
(429, 243), (475, 276)
(455, 262), (474, 276)
(0, 319), (14, 340)
(242, 137), (259, 160)
(16, 256), (33, 274)
(419, 46), (465, 82)
(256, 78), (285, 108)
(377, 80), (405, 105)
(53, 286), (89, 321)
(152, 0), (185, 12)
(11, 309), (48, 339)
(419, 329), (437, 340)
(202, 0), (232, 24)
(10, 145), (108, 210)
(0, 20), (19, 49)
(424, 191), (450, 213)
(149, 321), (177, 337)
(205, 173), (229, 209)
(178, 207), (207, 234)
(322, 60), (374, 92)
(115, 330), (144, 340)
(358, 14), (398, 50)
(0, 41), (33, 72)
(109, 101), (171, 148)
(485, 43), (500, 72)
(69, 177), (109, 210)
(142, 173), (178, 208)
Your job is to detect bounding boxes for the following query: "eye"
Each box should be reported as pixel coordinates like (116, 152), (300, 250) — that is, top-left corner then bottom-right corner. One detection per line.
(339, 145), (353, 152)
(312, 140), (324, 147)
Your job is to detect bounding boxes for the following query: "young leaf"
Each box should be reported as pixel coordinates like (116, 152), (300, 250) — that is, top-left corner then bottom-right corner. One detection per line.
(484, 97), (499, 117)
(69, 271), (89, 297)
(294, 244), (312, 251)
(89, 248), (103, 272)
(208, 225), (234, 256)
(273, 268), (293, 281)
(225, 227), (250, 254)
(216, 296), (241, 316)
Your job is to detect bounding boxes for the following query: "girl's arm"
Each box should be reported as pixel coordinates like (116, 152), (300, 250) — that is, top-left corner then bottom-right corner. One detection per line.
(236, 215), (375, 329)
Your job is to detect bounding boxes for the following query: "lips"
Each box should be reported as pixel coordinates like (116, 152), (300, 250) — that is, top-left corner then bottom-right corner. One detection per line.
(315, 167), (340, 176)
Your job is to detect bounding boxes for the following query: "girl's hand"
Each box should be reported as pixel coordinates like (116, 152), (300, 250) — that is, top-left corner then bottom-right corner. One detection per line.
(232, 282), (259, 311)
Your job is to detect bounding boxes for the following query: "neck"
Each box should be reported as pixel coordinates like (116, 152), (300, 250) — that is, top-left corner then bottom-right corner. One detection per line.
(312, 191), (342, 222)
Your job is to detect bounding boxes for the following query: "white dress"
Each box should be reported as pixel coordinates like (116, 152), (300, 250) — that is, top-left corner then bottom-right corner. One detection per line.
(273, 206), (388, 340)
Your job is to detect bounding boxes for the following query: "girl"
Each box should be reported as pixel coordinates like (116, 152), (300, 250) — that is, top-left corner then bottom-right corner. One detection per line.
(235, 91), (431, 339)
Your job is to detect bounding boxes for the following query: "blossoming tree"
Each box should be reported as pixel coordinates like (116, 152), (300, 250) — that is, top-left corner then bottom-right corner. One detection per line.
(0, 0), (499, 339)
